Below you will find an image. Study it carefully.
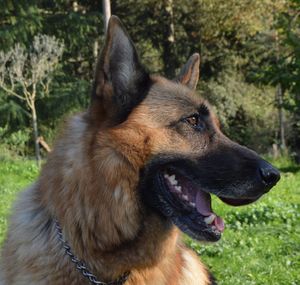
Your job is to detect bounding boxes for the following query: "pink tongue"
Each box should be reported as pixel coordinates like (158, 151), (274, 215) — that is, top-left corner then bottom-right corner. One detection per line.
(213, 216), (225, 232)
(196, 190), (212, 216)
(195, 190), (225, 233)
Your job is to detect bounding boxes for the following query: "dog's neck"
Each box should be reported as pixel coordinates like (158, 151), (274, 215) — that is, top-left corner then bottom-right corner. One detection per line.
(39, 115), (179, 281)
(55, 211), (178, 282)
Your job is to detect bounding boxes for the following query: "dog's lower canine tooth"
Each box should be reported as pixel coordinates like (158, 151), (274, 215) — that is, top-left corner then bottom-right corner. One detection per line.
(190, 202), (196, 207)
(204, 214), (216, 225)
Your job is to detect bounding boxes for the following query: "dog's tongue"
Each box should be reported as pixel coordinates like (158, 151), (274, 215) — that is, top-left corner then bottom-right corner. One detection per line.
(196, 190), (225, 232)
(214, 216), (225, 232)
(195, 190), (212, 216)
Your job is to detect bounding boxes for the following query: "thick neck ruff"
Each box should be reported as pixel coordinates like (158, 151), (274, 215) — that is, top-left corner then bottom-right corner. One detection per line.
(54, 220), (130, 285)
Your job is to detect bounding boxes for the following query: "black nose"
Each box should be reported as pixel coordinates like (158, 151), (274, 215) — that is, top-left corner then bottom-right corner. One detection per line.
(259, 161), (280, 187)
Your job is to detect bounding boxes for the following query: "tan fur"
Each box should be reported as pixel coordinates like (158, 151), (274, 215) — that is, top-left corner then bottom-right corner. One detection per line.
(0, 16), (213, 284)
(0, 108), (211, 284)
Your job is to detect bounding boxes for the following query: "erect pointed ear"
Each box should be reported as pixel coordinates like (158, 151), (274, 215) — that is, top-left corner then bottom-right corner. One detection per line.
(175, 53), (200, 90)
(91, 16), (151, 124)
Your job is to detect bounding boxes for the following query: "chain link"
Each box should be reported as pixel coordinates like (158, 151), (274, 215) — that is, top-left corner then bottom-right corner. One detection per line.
(55, 220), (130, 285)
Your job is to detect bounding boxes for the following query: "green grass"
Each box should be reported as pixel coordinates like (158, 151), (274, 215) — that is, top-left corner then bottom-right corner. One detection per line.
(0, 157), (299, 284)
(0, 159), (39, 242)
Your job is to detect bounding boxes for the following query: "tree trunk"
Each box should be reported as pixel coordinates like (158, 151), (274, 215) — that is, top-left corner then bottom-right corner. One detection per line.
(102, 0), (111, 33)
(274, 22), (286, 153)
(93, 39), (99, 60)
(31, 102), (41, 167)
(276, 83), (286, 151)
(162, 0), (177, 77)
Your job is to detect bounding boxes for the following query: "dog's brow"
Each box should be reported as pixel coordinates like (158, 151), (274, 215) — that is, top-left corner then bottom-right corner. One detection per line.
(198, 104), (210, 116)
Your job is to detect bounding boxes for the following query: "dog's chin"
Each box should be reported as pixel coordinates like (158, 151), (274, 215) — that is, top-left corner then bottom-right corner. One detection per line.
(149, 169), (262, 242)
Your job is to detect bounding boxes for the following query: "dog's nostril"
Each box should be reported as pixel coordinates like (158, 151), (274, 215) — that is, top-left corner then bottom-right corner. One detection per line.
(259, 166), (280, 187)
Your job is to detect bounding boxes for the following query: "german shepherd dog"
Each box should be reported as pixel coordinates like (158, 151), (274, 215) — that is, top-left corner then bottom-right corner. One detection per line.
(0, 16), (280, 285)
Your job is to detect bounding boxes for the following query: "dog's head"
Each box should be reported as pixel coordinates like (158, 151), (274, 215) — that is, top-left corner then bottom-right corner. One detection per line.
(90, 16), (280, 242)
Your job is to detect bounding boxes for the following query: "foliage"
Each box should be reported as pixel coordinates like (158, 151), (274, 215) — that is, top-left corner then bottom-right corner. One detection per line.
(0, 34), (64, 164)
(245, 0), (300, 150)
(0, 0), (42, 51)
(0, 35), (64, 94)
(113, 0), (287, 78)
(0, 0), (103, 78)
(36, 77), (90, 144)
(0, 0), (299, 155)
(200, 71), (277, 151)
(0, 127), (31, 157)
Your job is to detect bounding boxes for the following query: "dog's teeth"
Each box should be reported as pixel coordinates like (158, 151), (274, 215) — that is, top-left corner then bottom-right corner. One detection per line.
(182, 194), (188, 201)
(204, 214), (216, 225)
(169, 175), (178, 186)
(189, 202), (196, 207)
(211, 225), (217, 231)
(175, 186), (182, 193)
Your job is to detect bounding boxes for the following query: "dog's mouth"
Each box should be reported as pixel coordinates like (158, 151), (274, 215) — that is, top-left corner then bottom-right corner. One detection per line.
(155, 169), (260, 242)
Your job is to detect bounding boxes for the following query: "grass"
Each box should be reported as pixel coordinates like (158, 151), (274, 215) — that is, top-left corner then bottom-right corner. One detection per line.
(0, 159), (39, 242)
(0, 156), (299, 284)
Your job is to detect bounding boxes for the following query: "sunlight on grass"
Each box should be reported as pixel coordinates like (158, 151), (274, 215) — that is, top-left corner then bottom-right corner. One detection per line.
(0, 159), (39, 242)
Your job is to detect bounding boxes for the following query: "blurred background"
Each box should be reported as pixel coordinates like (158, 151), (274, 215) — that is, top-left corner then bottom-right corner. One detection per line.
(0, 0), (299, 160)
(0, 1), (299, 284)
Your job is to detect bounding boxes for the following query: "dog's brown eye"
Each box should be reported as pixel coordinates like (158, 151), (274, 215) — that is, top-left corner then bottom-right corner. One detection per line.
(184, 114), (206, 131)
(186, 115), (198, 127)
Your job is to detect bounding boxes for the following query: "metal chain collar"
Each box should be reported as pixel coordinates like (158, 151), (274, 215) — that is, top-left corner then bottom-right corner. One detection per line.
(54, 220), (130, 285)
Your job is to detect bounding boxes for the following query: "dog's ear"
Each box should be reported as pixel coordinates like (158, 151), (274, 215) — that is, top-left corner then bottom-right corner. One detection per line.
(175, 53), (200, 90)
(91, 16), (151, 124)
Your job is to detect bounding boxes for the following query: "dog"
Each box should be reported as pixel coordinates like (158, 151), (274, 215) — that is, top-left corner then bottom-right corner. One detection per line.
(0, 16), (280, 285)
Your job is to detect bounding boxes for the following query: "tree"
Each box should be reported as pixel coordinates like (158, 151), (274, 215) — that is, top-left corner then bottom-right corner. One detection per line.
(0, 0), (42, 51)
(281, 3), (300, 151)
(0, 0), (297, 155)
(102, 0), (111, 32)
(0, 35), (64, 165)
(246, 0), (299, 152)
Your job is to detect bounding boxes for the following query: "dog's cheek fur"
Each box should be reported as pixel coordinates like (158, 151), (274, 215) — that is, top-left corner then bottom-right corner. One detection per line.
(39, 114), (142, 250)
(94, 131), (143, 242)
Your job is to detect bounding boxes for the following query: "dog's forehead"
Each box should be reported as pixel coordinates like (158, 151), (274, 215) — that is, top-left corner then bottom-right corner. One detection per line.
(140, 76), (203, 121)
